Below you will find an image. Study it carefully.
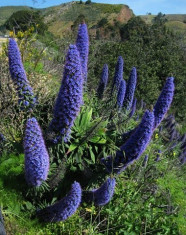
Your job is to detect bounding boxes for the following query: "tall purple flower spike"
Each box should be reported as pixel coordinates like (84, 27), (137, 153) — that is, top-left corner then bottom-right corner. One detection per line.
(83, 178), (116, 206)
(153, 77), (175, 129)
(76, 22), (89, 82)
(101, 110), (154, 174)
(8, 38), (36, 109)
(49, 44), (83, 142)
(123, 67), (137, 110)
(97, 64), (109, 99)
(24, 118), (49, 187)
(37, 181), (82, 222)
(117, 80), (126, 109)
(111, 56), (124, 94)
(129, 98), (137, 118)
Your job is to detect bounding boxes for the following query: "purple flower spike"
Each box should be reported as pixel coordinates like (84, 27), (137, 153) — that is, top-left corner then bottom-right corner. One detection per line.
(37, 181), (82, 222)
(49, 44), (83, 142)
(101, 110), (154, 174)
(76, 23), (89, 82)
(117, 80), (126, 109)
(154, 77), (175, 129)
(129, 98), (137, 118)
(111, 56), (124, 94)
(123, 67), (137, 110)
(83, 178), (116, 206)
(8, 38), (36, 109)
(24, 118), (49, 187)
(97, 64), (109, 99)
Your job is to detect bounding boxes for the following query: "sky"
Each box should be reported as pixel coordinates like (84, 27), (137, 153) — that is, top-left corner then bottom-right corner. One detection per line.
(0, 0), (186, 15)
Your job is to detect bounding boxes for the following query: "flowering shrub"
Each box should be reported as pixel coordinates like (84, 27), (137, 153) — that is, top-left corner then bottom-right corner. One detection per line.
(97, 64), (109, 99)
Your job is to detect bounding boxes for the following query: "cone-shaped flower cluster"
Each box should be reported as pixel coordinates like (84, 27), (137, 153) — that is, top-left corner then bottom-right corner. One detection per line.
(24, 118), (49, 187)
(117, 80), (126, 108)
(123, 67), (137, 110)
(83, 178), (116, 206)
(101, 110), (154, 174)
(49, 45), (83, 142)
(37, 181), (82, 222)
(154, 77), (175, 129)
(111, 56), (124, 94)
(76, 23), (89, 82)
(97, 64), (109, 99)
(129, 98), (137, 118)
(8, 38), (36, 109)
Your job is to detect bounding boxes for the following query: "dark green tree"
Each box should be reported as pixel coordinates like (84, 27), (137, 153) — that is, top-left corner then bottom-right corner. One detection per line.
(4, 10), (48, 35)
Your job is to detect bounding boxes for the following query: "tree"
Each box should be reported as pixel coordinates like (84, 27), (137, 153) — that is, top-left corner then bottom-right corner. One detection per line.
(85, 0), (91, 4)
(4, 10), (48, 35)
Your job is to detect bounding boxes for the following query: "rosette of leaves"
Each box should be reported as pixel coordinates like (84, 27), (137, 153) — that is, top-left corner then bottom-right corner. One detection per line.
(67, 106), (108, 169)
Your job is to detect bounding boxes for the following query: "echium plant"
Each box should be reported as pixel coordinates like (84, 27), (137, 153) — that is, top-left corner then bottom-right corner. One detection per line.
(123, 67), (137, 110)
(111, 56), (124, 94)
(24, 117), (49, 187)
(129, 98), (137, 118)
(101, 110), (154, 174)
(83, 177), (116, 206)
(117, 79), (126, 109)
(76, 23), (89, 82)
(49, 44), (84, 142)
(153, 77), (175, 129)
(8, 38), (36, 109)
(97, 64), (109, 99)
(37, 181), (82, 222)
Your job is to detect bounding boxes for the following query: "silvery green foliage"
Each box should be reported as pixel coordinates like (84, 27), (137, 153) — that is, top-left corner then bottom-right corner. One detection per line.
(123, 67), (137, 110)
(154, 77), (175, 129)
(111, 56), (124, 94)
(8, 38), (36, 109)
(49, 45), (83, 142)
(101, 110), (154, 174)
(76, 23), (89, 82)
(37, 181), (82, 222)
(97, 64), (109, 99)
(24, 118), (49, 186)
(83, 178), (116, 206)
(117, 80), (126, 108)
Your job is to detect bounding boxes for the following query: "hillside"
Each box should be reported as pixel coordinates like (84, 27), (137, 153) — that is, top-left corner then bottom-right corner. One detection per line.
(42, 2), (134, 37)
(140, 14), (186, 33)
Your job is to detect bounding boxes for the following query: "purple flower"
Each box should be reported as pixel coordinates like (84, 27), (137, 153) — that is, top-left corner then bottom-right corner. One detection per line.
(153, 77), (175, 129)
(97, 64), (109, 99)
(24, 117), (49, 186)
(37, 181), (82, 222)
(76, 23), (89, 82)
(49, 45), (83, 142)
(8, 38), (36, 109)
(117, 80), (126, 108)
(129, 98), (137, 118)
(101, 110), (154, 174)
(123, 67), (137, 110)
(83, 178), (116, 206)
(111, 56), (124, 94)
